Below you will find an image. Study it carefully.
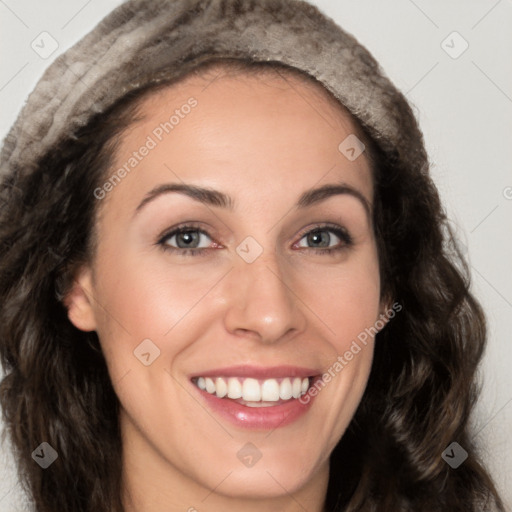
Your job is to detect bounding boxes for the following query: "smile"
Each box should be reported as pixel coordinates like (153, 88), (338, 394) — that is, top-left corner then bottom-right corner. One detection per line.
(189, 366), (319, 429)
(193, 376), (310, 405)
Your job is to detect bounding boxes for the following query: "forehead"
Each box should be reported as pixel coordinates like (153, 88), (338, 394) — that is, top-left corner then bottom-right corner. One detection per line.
(103, 66), (373, 216)
(140, 64), (365, 141)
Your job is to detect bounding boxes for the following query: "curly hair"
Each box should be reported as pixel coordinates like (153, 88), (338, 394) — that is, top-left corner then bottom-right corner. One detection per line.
(0, 58), (506, 512)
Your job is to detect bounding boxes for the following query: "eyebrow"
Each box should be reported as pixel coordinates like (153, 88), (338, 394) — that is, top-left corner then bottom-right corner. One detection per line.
(134, 182), (372, 217)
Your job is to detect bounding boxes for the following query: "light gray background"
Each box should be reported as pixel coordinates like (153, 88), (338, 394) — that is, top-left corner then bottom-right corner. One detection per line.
(0, 1), (511, 510)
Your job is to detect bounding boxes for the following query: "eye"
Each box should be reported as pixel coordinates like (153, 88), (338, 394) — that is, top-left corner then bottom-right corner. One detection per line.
(157, 225), (218, 256)
(295, 225), (353, 254)
(156, 223), (353, 257)
(165, 229), (210, 249)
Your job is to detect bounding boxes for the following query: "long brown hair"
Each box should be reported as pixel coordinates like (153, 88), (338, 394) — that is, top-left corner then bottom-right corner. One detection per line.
(0, 59), (506, 511)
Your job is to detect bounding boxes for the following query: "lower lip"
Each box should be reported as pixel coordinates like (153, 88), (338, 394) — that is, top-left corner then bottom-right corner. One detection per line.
(195, 386), (315, 430)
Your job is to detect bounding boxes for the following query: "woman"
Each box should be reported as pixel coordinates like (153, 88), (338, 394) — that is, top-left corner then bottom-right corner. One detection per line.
(0, 0), (506, 511)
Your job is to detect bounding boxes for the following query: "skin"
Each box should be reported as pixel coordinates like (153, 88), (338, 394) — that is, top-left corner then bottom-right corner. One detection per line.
(66, 67), (389, 512)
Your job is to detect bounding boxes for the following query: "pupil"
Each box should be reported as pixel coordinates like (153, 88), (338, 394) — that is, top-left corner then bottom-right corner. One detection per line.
(177, 230), (199, 248)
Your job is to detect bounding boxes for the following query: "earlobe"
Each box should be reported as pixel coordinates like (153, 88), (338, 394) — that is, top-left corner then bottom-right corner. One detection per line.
(63, 267), (97, 332)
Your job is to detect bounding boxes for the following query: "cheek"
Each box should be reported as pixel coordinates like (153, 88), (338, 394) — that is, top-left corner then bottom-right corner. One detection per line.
(294, 250), (382, 347)
(293, 252), (380, 417)
(92, 248), (214, 336)
(88, 246), (234, 389)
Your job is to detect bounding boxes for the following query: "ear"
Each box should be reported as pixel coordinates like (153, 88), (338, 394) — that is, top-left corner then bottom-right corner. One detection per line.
(63, 266), (98, 332)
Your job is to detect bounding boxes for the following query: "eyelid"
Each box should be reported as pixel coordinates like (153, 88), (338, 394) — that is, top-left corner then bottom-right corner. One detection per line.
(157, 222), (216, 243)
(292, 223), (353, 250)
(295, 222), (350, 239)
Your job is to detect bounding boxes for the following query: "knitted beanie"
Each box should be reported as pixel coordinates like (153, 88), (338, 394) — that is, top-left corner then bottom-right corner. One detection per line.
(0, 0), (426, 181)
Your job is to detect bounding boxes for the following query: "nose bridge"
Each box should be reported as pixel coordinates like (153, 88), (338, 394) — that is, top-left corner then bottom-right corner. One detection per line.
(223, 244), (306, 343)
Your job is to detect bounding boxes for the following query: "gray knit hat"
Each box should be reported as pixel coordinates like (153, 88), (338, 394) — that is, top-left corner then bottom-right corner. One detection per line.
(0, 0), (426, 180)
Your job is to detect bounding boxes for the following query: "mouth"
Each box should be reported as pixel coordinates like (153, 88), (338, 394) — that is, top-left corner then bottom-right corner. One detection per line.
(189, 366), (320, 429)
(192, 376), (311, 406)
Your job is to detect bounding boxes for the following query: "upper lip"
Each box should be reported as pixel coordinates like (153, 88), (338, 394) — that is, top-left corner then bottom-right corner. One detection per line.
(189, 365), (320, 380)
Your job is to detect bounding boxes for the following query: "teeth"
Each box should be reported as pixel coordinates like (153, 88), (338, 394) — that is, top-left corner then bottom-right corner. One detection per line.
(280, 378), (293, 400)
(205, 377), (215, 394)
(245, 401), (280, 408)
(242, 378), (261, 401)
(261, 378), (280, 401)
(292, 377), (302, 398)
(215, 377), (227, 398)
(227, 377), (242, 399)
(196, 376), (310, 402)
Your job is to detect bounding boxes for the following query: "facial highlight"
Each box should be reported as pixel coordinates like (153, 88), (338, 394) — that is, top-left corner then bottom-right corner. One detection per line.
(67, 67), (387, 511)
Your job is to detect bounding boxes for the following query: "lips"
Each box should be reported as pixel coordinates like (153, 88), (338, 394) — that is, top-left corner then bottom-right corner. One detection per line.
(189, 365), (320, 429)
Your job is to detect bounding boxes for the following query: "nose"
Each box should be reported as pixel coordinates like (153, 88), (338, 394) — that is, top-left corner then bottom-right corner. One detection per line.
(222, 250), (307, 344)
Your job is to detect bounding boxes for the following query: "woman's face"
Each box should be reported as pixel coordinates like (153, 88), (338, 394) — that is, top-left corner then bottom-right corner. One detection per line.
(68, 69), (385, 507)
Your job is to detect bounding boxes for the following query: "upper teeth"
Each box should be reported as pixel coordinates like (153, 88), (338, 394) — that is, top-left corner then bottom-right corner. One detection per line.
(195, 376), (309, 402)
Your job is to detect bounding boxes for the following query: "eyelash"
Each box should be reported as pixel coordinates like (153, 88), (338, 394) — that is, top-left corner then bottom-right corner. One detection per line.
(156, 222), (353, 257)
